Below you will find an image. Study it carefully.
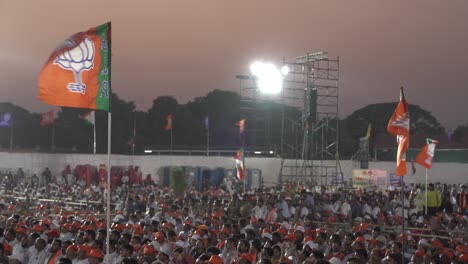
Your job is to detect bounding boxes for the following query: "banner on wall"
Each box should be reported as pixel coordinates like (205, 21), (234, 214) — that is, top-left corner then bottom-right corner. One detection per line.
(353, 169), (387, 191)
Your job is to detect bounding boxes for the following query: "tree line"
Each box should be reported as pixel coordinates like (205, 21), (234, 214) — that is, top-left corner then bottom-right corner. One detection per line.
(0, 89), (465, 158)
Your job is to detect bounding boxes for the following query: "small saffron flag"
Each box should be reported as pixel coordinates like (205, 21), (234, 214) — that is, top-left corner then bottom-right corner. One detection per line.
(236, 118), (245, 134)
(38, 22), (111, 111)
(80, 111), (95, 126)
(41, 110), (55, 126)
(165, 114), (173, 131)
(387, 87), (410, 176)
(234, 147), (246, 181)
(0, 112), (13, 127)
(415, 138), (439, 169)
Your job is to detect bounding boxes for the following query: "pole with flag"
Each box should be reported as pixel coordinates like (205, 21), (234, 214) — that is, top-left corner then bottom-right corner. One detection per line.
(234, 147), (246, 192)
(81, 111), (96, 154)
(41, 110), (56, 151)
(204, 116), (209, 156)
(132, 111), (136, 155)
(38, 22), (111, 258)
(387, 87), (410, 263)
(165, 114), (173, 151)
(0, 112), (14, 151)
(415, 138), (439, 215)
(236, 119), (246, 191)
(9, 113), (13, 152)
(236, 118), (245, 146)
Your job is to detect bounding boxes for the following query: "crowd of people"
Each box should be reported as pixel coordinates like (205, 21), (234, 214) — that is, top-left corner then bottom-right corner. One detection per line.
(0, 167), (467, 264)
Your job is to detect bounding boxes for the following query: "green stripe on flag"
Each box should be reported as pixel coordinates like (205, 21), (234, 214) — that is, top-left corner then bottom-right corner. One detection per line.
(96, 22), (111, 111)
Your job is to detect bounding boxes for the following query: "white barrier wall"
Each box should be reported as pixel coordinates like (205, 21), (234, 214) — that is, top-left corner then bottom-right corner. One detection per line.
(0, 152), (466, 185)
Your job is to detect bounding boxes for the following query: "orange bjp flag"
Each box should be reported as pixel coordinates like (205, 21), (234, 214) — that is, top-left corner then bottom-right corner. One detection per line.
(415, 139), (439, 169)
(38, 22), (111, 111)
(387, 87), (410, 176)
(165, 114), (173, 131)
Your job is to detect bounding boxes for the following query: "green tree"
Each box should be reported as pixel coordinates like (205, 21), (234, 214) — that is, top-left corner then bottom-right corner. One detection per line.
(0, 103), (41, 150)
(452, 122), (468, 143)
(340, 102), (445, 158)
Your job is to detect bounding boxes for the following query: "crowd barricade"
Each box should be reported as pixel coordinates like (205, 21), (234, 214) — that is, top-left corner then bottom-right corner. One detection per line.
(0, 192), (117, 218)
(157, 166), (263, 191)
(310, 220), (466, 241)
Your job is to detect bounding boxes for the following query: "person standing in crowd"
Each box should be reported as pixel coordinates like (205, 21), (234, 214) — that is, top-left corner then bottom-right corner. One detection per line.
(31, 173), (39, 189)
(426, 183), (441, 216)
(42, 168), (52, 185)
(457, 184), (468, 213)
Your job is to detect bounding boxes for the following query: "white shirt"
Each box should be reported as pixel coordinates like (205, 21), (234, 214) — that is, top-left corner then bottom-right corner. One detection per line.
(280, 200), (292, 219)
(340, 201), (351, 217)
(362, 203), (372, 216)
(331, 201), (341, 214)
(251, 205), (268, 220)
(371, 206), (381, 219)
(10, 244), (30, 263)
(7, 238), (18, 247)
(73, 258), (90, 264)
(291, 206), (309, 218)
(28, 248), (50, 264)
(106, 251), (119, 264)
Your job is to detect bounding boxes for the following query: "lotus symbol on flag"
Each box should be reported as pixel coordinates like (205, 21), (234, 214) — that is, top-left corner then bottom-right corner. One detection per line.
(54, 37), (95, 94)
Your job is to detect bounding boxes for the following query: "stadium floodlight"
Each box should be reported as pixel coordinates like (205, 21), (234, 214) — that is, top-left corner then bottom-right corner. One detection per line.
(250, 61), (288, 94)
(144, 150), (152, 153)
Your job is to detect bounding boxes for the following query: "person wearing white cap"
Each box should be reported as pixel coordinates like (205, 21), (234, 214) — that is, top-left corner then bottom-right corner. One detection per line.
(157, 243), (172, 264)
(329, 257), (342, 264)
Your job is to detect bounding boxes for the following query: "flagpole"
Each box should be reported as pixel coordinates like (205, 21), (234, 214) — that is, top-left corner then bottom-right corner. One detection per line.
(106, 112), (111, 259)
(401, 176), (405, 264)
(9, 113), (13, 152)
(170, 129), (173, 152)
(51, 121), (55, 152)
(425, 168), (428, 215)
(93, 121), (96, 154)
(206, 126), (210, 156)
(106, 22), (112, 261)
(132, 111), (136, 156)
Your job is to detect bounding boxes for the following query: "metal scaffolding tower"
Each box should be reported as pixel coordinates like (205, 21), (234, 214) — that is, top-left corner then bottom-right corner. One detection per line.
(237, 52), (341, 187)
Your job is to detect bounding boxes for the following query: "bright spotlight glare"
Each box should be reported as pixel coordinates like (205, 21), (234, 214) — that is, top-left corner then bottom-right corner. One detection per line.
(250, 61), (284, 94)
(250, 61), (263, 76)
(281, 65), (290, 75)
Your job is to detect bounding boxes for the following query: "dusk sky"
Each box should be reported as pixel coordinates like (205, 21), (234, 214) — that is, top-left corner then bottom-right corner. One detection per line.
(1, 1), (467, 129)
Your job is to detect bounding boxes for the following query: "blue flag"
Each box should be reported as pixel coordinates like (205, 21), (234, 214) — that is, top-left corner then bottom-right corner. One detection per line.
(203, 116), (209, 130)
(0, 112), (13, 127)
